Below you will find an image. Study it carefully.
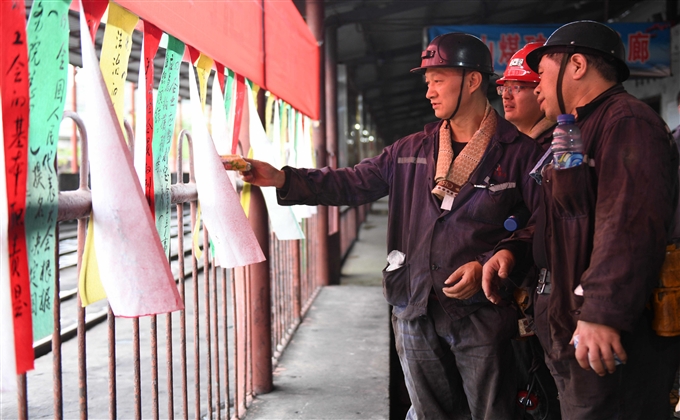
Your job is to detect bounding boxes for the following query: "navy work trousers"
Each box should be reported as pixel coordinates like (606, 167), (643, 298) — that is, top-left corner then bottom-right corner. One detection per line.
(392, 296), (518, 419)
(535, 299), (680, 420)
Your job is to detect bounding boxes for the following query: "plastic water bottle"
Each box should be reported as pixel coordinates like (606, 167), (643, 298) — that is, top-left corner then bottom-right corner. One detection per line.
(552, 114), (583, 169)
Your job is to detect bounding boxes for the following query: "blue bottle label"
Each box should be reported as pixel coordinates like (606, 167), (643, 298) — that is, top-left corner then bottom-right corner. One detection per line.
(555, 152), (583, 168)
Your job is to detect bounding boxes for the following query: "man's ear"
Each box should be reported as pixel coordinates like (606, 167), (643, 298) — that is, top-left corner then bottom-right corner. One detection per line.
(570, 54), (588, 80)
(467, 71), (483, 93)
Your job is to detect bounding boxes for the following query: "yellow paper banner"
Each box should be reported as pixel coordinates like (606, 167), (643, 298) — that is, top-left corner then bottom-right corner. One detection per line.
(78, 216), (105, 305)
(79, 2), (138, 306)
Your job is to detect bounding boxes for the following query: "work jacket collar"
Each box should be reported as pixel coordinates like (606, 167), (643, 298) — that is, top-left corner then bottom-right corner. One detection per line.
(575, 84), (625, 121)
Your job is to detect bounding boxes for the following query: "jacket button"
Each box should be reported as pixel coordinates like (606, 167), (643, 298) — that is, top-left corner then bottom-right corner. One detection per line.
(431, 264), (439, 271)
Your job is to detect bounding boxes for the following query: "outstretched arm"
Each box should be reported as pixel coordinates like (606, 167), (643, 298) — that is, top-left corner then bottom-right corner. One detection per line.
(222, 157), (286, 188)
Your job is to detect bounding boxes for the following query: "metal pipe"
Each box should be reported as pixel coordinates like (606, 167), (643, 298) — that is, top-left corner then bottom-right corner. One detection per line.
(165, 311), (174, 420)
(109, 307), (118, 420)
(210, 261), (220, 420)
(292, 240), (301, 322)
(62, 109), (90, 420)
(231, 268), (241, 419)
(203, 226), (213, 420)
(151, 314), (159, 420)
(221, 268), (231, 420)
(133, 318), (141, 420)
(326, 24), (339, 236)
(177, 129), (193, 420)
(53, 224), (63, 420)
(17, 374), (27, 419)
(248, 92), (273, 395)
(306, 0), (330, 288)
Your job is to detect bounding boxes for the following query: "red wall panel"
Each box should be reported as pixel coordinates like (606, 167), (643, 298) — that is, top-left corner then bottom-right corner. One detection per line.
(115, 0), (265, 88)
(264, 0), (320, 120)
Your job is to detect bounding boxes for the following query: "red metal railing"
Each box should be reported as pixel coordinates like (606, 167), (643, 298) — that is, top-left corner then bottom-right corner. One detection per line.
(1, 110), (368, 419)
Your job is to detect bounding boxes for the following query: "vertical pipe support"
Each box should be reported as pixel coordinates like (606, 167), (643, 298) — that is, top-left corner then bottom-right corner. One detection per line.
(306, 0), (330, 288)
(248, 89), (273, 395)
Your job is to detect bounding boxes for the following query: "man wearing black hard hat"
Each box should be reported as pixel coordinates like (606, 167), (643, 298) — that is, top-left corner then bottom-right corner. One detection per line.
(235, 33), (544, 418)
(483, 20), (680, 419)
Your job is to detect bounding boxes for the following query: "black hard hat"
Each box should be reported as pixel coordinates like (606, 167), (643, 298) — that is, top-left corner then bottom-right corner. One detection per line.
(411, 32), (495, 75)
(526, 21), (629, 82)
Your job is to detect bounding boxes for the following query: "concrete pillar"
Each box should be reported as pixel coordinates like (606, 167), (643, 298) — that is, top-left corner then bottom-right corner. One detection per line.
(306, 0), (330, 287)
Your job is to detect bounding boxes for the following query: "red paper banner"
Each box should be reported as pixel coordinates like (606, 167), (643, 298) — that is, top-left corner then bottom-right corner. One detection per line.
(231, 75), (246, 155)
(143, 22), (162, 214)
(1, 0), (35, 374)
(215, 62), (226, 94)
(81, 0), (108, 41)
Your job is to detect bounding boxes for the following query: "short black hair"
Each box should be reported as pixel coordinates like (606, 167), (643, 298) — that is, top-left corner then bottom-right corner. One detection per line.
(544, 52), (619, 83)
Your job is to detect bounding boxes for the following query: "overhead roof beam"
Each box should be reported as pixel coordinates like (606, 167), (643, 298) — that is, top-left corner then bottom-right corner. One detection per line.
(326, 1), (428, 27)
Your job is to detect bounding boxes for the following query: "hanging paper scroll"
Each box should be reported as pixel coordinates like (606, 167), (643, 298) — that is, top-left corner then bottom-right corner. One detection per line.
(77, 2), (183, 316)
(1, 91), (18, 392)
(133, 22), (162, 216)
(152, 35), (184, 256)
(25, 0), (72, 342)
(243, 84), (304, 240)
(79, 1), (139, 306)
(99, 1), (138, 130)
(188, 65), (265, 267)
(1, 0), (35, 375)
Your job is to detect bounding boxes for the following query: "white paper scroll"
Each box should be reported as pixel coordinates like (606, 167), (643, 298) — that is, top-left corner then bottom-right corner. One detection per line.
(242, 85), (305, 240)
(188, 67), (265, 267)
(78, 6), (182, 317)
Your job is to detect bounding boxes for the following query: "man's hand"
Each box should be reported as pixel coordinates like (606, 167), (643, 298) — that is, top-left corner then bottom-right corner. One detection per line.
(230, 158), (285, 188)
(443, 261), (482, 300)
(571, 320), (627, 376)
(481, 249), (515, 304)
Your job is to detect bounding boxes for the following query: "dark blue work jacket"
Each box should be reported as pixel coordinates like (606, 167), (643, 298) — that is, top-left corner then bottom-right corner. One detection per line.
(278, 114), (544, 321)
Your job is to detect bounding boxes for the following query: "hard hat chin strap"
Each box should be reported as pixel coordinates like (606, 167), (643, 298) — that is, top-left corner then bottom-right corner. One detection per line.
(556, 50), (572, 115)
(446, 69), (467, 121)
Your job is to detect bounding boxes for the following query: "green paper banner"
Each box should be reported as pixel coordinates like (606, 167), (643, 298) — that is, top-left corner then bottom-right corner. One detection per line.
(153, 36), (184, 255)
(25, 0), (71, 341)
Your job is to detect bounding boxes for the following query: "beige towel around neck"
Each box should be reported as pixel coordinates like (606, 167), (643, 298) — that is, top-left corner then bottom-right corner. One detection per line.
(432, 102), (497, 200)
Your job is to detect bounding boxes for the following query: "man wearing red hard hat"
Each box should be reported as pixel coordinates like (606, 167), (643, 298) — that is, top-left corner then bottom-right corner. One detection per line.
(498, 43), (561, 420)
(497, 42), (555, 149)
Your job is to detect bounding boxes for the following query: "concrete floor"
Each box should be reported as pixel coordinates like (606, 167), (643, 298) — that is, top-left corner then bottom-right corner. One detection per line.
(244, 198), (391, 420)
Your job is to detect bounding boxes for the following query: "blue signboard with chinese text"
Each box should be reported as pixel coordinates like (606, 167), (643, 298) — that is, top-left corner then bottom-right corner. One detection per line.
(428, 23), (671, 78)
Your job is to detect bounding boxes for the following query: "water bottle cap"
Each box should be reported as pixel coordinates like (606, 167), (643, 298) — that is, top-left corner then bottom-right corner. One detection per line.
(504, 217), (519, 232)
(557, 114), (575, 124)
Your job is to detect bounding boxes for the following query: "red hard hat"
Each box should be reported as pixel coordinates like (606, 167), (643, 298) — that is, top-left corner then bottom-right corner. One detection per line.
(496, 42), (543, 85)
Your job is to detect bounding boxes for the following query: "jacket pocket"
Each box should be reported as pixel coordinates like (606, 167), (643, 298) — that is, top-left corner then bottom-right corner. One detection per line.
(549, 164), (594, 219)
(382, 263), (410, 307)
(467, 186), (518, 226)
